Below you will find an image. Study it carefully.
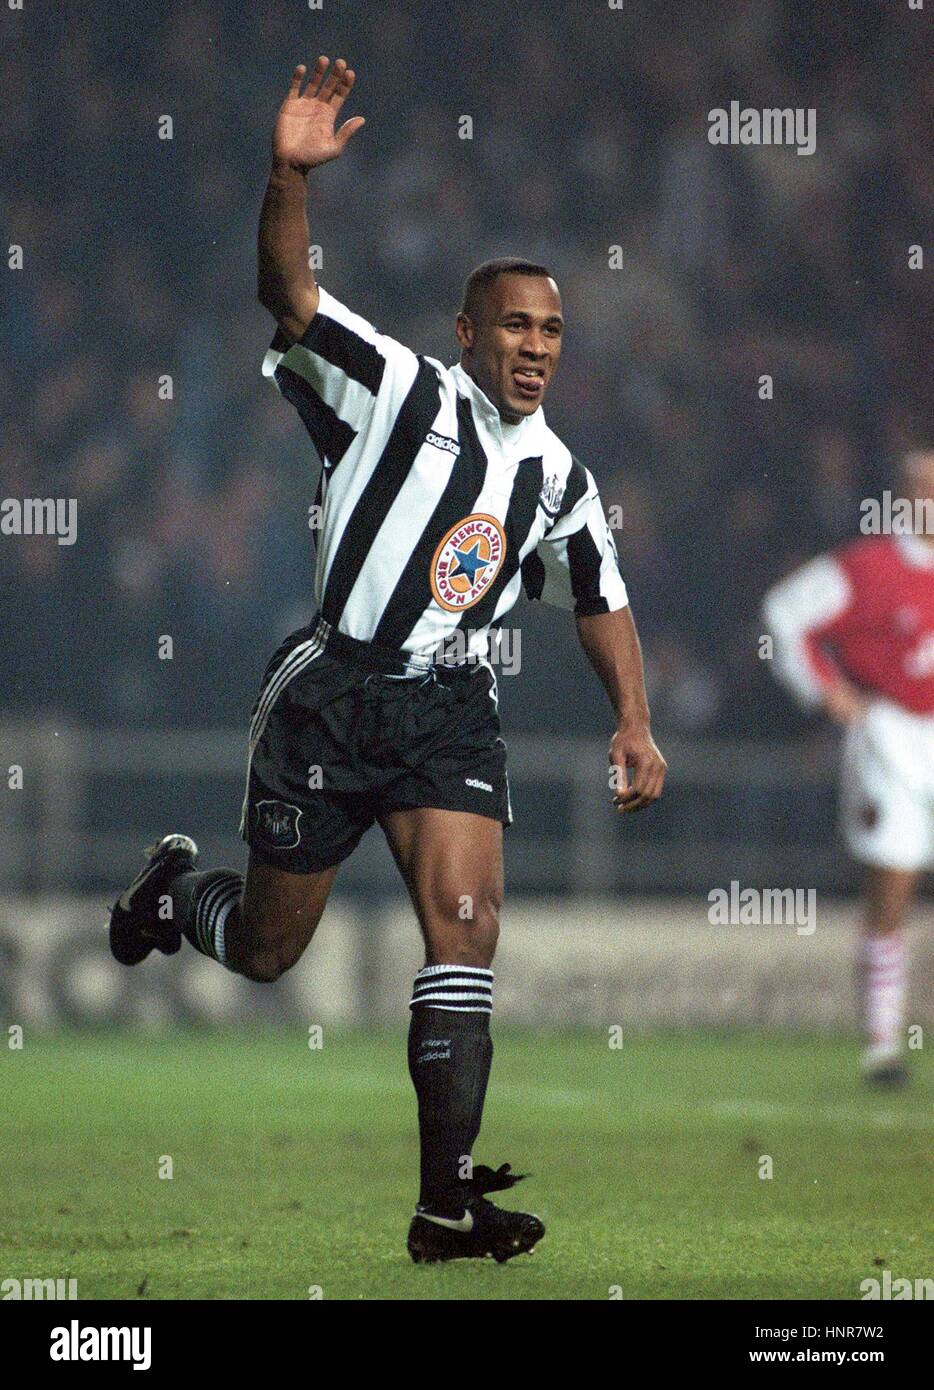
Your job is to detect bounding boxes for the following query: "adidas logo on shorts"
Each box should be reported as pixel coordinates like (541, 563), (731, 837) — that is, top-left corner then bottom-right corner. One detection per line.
(465, 777), (493, 792)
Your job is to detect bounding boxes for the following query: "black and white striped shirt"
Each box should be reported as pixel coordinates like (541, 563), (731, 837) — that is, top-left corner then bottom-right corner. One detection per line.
(262, 287), (628, 659)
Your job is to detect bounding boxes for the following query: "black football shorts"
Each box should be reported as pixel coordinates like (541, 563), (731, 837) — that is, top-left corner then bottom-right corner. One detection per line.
(240, 622), (512, 873)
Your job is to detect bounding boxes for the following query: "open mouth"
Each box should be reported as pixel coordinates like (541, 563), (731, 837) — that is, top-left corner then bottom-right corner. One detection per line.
(512, 368), (545, 399)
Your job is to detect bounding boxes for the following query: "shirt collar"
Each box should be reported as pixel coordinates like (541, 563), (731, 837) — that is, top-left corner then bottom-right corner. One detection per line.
(449, 361), (544, 439)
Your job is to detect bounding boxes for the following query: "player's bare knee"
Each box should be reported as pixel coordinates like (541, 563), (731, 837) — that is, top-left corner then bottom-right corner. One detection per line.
(229, 909), (306, 983)
(468, 887), (501, 949)
(234, 936), (302, 983)
(241, 874), (331, 978)
(427, 888), (500, 966)
(236, 950), (283, 984)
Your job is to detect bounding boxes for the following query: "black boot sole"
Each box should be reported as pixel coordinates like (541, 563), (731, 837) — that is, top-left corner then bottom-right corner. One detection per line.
(407, 1212), (545, 1264)
(108, 836), (196, 965)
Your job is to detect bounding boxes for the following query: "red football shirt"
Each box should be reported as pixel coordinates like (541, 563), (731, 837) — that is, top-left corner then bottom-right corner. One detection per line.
(763, 534), (934, 715)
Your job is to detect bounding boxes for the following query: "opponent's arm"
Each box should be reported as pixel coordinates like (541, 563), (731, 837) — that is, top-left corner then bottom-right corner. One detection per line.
(576, 605), (667, 814)
(761, 554), (867, 726)
(258, 58), (366, 341)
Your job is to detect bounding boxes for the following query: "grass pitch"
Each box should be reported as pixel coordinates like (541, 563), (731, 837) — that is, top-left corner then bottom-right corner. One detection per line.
(2, 1029), (931, 1300)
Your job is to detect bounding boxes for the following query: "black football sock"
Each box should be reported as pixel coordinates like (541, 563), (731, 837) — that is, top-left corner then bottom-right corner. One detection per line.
(408, 965), (494, 1217)
(170, 868), (243, 967)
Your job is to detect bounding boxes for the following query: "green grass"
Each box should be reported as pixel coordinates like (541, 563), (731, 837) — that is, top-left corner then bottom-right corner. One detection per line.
(1, 1029), (931, 1300)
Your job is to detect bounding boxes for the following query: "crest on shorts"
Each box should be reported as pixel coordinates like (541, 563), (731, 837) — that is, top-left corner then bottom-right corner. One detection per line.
(430, 514), (506, 612)
(255, 799), (303, 849)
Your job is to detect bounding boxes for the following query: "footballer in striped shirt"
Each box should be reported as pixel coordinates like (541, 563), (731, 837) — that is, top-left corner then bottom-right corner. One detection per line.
(109, 57), (667, 1265)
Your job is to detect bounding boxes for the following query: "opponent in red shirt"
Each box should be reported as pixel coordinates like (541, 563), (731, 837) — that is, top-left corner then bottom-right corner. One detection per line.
(763, 451), (934, 1086)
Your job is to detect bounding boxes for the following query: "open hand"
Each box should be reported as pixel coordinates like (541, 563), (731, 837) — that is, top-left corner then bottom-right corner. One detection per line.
(272, 58), (366, 173)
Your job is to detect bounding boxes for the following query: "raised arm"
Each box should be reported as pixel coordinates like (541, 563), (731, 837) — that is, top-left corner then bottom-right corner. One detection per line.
(257, 58), (366, 341)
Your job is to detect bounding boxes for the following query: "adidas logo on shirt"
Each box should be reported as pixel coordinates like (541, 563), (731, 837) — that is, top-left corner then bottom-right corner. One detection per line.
(425, 431), (461, 457)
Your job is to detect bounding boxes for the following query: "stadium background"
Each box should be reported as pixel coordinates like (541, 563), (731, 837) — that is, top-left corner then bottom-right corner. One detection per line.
(1, 0), (932, 1300)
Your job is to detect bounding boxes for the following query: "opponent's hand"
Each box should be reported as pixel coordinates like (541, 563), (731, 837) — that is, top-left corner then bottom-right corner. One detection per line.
(609, 723), (667, 813)
(272, 58), (366, 173)
(822, 679), (869, 727)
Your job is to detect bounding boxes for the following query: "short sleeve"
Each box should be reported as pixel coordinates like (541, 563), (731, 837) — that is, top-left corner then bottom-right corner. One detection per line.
(521, 460), (628, 615)
(262, 288), (420, 467)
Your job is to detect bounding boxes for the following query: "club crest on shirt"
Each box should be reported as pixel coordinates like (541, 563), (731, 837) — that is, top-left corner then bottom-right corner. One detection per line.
(255, 799), (303, 849)
(430, 514), (507, 612)
(539, 472), (566, 517)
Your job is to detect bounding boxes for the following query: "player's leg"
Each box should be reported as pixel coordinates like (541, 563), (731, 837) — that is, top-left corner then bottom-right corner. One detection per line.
(173, 853), (338, 981)
(383, 804), (503, 966)
(110, 624), (373, 977)
(383, 806), (499, 1211)
(381, 805), (543, 1262)
(839, 710), (921, 1084)
(109, 837), (337, 981)
(857, 864), (917, 1083)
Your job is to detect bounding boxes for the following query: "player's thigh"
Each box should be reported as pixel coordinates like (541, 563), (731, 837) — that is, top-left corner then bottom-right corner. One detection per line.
(236, 852), (338, 973)
(840, 725), (930, 873)
(380, 807), (503, 965)
(862, 864), (921, 934)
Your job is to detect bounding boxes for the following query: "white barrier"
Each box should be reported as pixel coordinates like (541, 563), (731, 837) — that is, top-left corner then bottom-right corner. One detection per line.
(1, 895), (931, 1031)
(0, 723), (846, 896)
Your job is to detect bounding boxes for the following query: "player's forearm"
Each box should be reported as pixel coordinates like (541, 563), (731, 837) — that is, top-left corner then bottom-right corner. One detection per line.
(257, 161), (319, 340)
(576, 605), (652, 729)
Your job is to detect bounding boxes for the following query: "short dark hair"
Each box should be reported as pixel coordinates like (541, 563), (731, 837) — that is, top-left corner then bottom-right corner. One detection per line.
(460, 257), (555, 322)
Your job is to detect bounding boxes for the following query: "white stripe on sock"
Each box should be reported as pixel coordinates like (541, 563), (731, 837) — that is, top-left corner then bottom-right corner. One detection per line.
(196, 875), (241, 965)
(862, 932), (906, 1050)
(410, 965), (494, 1013)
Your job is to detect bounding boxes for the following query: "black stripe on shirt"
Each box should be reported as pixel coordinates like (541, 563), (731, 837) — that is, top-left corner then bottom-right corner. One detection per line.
(457, 454), (544, 636)
(321, 358), (443, 625)
(567, 522), (610, 615)
(372, 393), (490, 649)
(521, 549), (546, 602)
(276, 365), (358, 470)
(297, 308), (386, 395)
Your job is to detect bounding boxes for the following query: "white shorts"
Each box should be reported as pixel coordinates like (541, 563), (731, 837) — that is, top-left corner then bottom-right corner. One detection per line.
(840, 699), (934, 871)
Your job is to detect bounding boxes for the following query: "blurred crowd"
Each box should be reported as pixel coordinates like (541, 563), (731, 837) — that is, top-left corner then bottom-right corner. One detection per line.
(2, 0), (931, 737)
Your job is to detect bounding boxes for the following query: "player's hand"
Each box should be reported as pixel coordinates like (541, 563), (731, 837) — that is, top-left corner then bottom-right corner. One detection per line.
(272, 59), (366, 173)
(609, 723), (667, 813)
(823, 680), (869, 726)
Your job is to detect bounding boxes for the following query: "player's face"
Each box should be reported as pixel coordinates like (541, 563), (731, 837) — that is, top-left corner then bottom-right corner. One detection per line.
(456, 274), (564, 424)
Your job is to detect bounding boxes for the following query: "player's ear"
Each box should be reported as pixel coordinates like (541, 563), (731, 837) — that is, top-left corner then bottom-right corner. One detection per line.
(455, 312), (475, 353)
